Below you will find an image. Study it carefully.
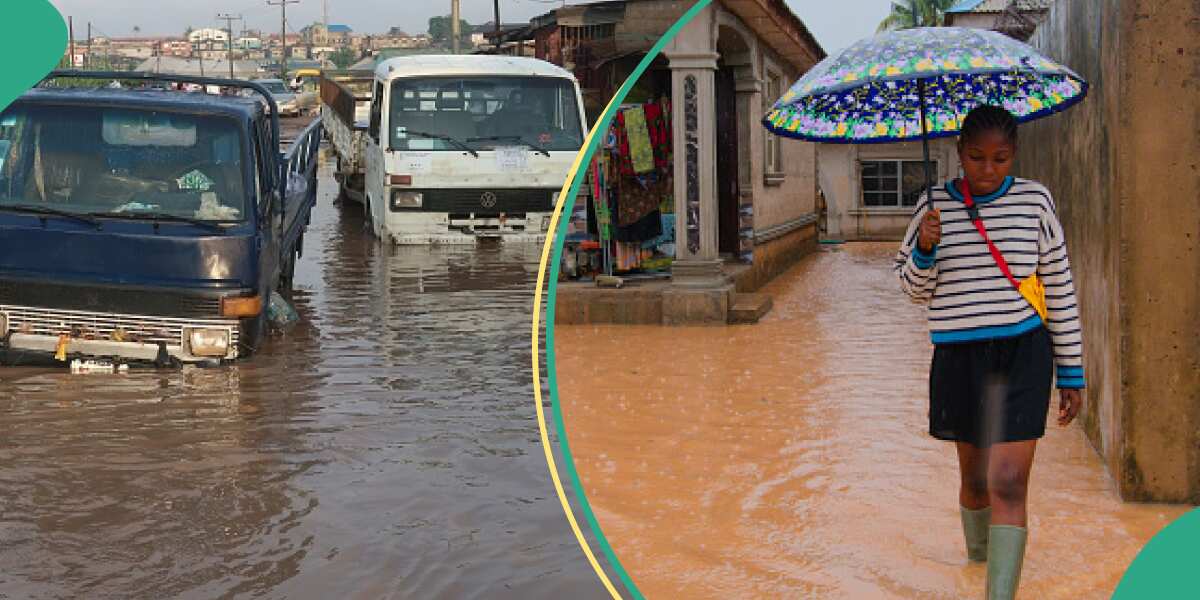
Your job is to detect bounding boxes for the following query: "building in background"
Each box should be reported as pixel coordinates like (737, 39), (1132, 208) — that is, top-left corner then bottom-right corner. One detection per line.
(544, 0), (826, 325)
(944, 0), (1054, 40)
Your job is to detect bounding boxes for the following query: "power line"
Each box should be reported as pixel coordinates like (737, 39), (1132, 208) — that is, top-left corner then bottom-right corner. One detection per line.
(217, 13), (244, 78)
(267, 0), (300, 79)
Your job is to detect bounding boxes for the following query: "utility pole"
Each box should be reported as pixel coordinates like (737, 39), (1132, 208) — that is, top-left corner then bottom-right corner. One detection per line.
(267, 0), (300, 80)
(86, 22), (92, 69)
(68, 17), (75, 68)
(450, 0), (461, 55)
(493, 0), (500, 54)
(217, 13), (242, 78)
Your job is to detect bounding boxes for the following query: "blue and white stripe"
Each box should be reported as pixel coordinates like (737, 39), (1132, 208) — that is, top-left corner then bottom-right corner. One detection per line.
(895, 176), (1086, 389)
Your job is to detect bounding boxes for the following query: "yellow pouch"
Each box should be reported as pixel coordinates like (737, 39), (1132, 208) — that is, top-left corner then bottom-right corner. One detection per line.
(1018, 274), (1047, 322)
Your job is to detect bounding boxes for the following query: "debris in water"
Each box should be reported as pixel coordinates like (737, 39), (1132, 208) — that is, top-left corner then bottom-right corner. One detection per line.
(267, 291), (300, 328)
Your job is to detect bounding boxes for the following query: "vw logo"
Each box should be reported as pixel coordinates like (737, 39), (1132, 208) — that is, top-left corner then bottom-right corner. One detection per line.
(480, 191), (498, 209)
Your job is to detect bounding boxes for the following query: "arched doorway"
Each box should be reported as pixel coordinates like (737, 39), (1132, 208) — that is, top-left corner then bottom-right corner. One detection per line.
(715, 24), (753, 262)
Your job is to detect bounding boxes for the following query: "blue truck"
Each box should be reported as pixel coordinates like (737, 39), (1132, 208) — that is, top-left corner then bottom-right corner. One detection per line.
(0, 71), (322, 366)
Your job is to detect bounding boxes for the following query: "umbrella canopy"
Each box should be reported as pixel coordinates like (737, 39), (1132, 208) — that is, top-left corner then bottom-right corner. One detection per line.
(762, 27), (1088, 144)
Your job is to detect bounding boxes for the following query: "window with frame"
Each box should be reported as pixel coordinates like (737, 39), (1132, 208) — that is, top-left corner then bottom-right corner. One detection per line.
(764, 69), (783, 176)
(860, 159), (936, 207)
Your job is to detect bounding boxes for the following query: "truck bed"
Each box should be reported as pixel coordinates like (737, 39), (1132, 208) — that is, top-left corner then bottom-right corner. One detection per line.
(320, 77), (370, 178)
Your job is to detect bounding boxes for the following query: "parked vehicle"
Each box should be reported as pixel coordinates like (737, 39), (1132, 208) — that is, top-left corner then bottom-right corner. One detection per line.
(0, 71), (323, 366)
(321, 55), (587, 244)
(320, 73), (373, 205)
(247, 78), (301, 117)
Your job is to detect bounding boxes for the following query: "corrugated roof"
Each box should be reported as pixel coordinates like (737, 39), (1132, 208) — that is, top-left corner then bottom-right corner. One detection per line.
(947, 0), (1052, 13)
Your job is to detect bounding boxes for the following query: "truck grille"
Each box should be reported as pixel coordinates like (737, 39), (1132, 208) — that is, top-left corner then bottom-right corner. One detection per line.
(416, 188), (554, 215)
(1, 305), (239, 348)
(0, 281), (222, 319)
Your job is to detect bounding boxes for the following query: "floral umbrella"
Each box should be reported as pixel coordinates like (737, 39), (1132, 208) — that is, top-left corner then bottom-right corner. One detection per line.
(762, 27), (1088, 194)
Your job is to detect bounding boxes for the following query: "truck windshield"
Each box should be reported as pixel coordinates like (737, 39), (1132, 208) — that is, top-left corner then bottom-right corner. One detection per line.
(0, 103), (248, 222)
(388, 76), (583, 152)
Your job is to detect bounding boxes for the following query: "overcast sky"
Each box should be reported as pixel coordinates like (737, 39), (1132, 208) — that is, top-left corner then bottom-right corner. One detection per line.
(48, 0), (894, 55)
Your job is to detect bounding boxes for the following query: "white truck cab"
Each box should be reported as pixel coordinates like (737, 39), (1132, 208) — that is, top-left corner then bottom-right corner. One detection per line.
(352, 55), (586, 245)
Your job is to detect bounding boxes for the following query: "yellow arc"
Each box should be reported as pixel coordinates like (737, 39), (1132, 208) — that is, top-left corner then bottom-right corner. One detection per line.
(531, 93), (625, 600)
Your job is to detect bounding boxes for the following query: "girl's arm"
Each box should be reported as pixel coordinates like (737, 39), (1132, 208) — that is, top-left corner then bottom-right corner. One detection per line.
(1037, 190), (1086, 389)
(894, 195), (937, 303)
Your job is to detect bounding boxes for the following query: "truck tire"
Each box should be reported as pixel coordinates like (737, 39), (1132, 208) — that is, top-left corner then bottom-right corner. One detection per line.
(239, 313), (267, 358)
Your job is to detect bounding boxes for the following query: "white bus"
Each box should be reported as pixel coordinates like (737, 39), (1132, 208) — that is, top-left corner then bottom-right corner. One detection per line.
(323, 55), (587, 244)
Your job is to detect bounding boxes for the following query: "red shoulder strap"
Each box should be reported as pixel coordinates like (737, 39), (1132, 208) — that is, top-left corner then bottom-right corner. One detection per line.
(960, 179), (1021, 290)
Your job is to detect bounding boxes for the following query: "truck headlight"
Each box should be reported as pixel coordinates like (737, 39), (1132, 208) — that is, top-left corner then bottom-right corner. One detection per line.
(186, 328), (230, 358)
(391, 190), (423, 210)
(0, 312), (7, 334)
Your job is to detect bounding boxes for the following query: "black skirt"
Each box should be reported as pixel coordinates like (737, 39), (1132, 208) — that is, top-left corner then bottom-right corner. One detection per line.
(929, 326), (1054, 448)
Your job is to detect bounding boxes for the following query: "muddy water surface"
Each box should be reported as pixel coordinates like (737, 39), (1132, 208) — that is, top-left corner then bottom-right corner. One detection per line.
(0, 160), (602, 600)
(555, 242), (1186, 599)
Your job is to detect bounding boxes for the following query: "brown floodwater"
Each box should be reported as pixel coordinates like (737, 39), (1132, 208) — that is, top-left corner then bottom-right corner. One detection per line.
(555, 242), (1188, 599)
(0, 158), (606, 600)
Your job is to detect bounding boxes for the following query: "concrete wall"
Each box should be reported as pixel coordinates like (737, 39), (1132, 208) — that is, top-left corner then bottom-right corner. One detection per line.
(1019, 0), (1200, 503)
(619, 1), (692, 54)
(818, 139), (959, 241)
(754, 46), (816, 232)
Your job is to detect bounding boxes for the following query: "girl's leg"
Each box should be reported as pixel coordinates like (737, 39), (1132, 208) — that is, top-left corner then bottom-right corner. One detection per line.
(987, 440), (1036, 526)
(956, 441), (991, 562)
(986, 439), (1037, 599)
(956, 441), (990, 509)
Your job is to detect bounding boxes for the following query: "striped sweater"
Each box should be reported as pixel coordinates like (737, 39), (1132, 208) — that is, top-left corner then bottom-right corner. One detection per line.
(895, 176), (1086, 389)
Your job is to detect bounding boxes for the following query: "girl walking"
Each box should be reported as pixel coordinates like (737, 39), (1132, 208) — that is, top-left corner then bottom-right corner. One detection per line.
(894, 105), (1086, 599)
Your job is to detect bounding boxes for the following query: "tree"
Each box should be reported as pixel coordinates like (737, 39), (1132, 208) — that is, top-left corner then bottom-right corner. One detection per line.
(877, 0), (959, 31)
(427, 15), (472, 45)
(329, 47), (357, 69)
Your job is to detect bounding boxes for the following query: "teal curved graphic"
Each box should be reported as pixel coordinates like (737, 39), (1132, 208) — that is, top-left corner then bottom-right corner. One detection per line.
(545, 2), (713, 597)
(1112, 508), (1200, 599)
(0, 1), (66, 112)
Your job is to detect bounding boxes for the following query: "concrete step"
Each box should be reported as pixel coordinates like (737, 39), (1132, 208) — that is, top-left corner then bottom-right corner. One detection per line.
(727, 292), (773, 324)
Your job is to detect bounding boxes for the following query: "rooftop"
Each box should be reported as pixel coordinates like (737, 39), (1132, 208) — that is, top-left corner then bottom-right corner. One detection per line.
(947, 0), (1053, 13)
(374, 54), (576, 81)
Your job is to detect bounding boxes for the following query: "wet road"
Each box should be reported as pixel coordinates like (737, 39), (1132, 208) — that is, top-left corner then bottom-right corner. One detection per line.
(0, 157), (604, 599)
(555, 243), (1188, 599)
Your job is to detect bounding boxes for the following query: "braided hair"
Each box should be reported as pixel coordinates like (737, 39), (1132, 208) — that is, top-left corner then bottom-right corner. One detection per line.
(959, 104), (1018, 146)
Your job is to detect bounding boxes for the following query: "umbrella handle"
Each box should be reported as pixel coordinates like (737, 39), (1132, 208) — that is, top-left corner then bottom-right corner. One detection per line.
(918, 78), (934, 202)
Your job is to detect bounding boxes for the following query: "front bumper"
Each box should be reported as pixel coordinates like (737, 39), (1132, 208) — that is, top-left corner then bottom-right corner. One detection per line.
(0, 305), (241, 364)
(383, 211), (553, 246)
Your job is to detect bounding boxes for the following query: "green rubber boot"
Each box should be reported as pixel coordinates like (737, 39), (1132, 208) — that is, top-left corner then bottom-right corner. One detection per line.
(986, 525), (1027, 600)
(960, 506), (991, 562)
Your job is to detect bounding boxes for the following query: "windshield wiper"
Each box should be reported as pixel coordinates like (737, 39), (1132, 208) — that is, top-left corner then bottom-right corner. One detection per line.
(467, 135), (552, 157)
(89, 211), (229, 233)
(402, 130), (480, 158)
(0, 204), (101, 228)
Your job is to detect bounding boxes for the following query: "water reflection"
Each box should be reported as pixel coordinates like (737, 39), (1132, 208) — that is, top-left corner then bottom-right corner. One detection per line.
(0, 159), (602, 599)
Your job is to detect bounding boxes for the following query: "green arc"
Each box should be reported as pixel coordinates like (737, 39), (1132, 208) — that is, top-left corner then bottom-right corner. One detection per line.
(544, 1), (713, 598)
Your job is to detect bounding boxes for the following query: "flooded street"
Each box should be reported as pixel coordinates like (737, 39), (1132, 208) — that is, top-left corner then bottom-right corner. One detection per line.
(555, 243), (1188, 599)
(0, 155), (603, 600)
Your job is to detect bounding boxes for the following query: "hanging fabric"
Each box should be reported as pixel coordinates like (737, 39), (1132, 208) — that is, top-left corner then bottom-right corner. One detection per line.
(621, 106), (656, 175)
(615, 173), (666, 227)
